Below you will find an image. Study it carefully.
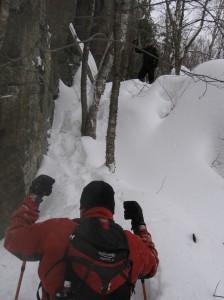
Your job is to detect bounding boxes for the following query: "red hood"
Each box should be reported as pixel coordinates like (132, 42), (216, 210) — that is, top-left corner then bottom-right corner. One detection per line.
(81, 207), (113, 220)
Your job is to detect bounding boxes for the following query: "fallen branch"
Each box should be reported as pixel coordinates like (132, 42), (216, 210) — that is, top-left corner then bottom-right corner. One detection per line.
(213, 281), (224, 298)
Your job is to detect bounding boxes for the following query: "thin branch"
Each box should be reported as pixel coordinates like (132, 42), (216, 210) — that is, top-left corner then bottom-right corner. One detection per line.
(156, 176), (167, 194)
(0, 40), (39, 69)
(1, 36), (224, 88)
(0, 94), (13, 99)
(184, 0), (210, 54)
(48, 33), (107, 53)
(181, 69), (224, 84)
(199, 81), (208, 99)
(182, 18), (204, 29)
(211, 153), (222, 169)
(191, 0), (224, 36)
(0, 33), (107, 70)
(213, 281), (224, 298)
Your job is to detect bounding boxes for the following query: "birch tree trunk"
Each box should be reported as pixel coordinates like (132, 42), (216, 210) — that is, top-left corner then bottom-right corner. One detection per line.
(84, 36), (114, 138)
(80, 0), (95, 135)
(165, 0), (185, 75)
(81, 2), (115, 138)
(106, 0), (131, 171)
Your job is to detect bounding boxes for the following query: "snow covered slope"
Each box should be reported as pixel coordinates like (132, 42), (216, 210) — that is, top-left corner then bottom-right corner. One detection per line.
(1, 60), (224, 299)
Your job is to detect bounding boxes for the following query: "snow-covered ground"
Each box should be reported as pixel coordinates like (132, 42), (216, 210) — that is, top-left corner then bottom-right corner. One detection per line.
(1, 59), (224, 299)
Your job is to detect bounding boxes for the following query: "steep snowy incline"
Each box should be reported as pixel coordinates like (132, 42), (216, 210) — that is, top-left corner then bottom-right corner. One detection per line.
(112, 60), (224, 299)
(1, 60), (224, 299)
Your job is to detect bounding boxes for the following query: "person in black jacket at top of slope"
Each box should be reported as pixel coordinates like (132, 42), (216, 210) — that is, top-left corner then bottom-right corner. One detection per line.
(134, 40), (159, 83)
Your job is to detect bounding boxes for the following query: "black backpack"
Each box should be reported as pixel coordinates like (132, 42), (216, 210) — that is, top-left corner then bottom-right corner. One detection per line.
(37, 217), (133, 300)
(64, 217), (133, 299)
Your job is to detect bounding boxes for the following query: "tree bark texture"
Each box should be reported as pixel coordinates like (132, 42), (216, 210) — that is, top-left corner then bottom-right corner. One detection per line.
(83, 0), (115, 139)
(85, 38), (114, 138)
(106, 0), (131, 170)
(81, 0), (96, 136)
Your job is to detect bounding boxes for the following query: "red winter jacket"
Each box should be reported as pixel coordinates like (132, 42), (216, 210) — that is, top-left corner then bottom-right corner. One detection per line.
(4, 195), (159, 299)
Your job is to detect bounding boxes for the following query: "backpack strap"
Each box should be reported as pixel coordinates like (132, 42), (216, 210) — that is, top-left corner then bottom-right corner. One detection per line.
(68, 255), (132, 294)
(44, 257), (66, 279)
(36, 282), (42, 300)
(69, 255), (130, 277)
(36, 244), (71, 299)
(41, 220), (82, 279)
(36, 282), (50, 300)
(35, 221), (81, 299)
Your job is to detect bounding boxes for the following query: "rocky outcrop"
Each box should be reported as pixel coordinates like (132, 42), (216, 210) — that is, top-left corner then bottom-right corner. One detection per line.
(0, 0), (79, 238)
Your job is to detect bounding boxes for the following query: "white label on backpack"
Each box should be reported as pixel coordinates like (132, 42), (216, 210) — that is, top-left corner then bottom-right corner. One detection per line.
(70, 234), (75, 240)
(98, 251), (116, 262)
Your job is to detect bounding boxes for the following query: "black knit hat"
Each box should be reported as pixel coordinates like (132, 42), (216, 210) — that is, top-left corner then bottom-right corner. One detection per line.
(80, 181), (115, 213)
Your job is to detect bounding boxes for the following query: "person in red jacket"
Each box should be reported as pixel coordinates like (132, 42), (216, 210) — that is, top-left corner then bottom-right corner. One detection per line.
(4, 175), (159, 300)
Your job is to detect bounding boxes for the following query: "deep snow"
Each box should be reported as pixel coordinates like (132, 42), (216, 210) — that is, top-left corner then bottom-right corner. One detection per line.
(1, 59), (224, 299)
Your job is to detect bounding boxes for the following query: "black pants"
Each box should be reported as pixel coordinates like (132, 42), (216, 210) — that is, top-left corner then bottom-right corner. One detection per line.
(138, 66), (156, 83)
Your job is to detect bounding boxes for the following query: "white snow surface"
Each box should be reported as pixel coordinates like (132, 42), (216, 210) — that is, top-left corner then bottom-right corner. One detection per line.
(1, 59), (224, 299)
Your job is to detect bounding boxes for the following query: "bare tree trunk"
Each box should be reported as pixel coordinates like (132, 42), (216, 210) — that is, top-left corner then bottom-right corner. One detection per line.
(81, 2), (115, 138)
(85, 35), (114, 138)
(182, 0), (210, 60)
(121, 0), (136, 79)
(106, 0), (131, 171)
(80, 0), (95, 135)
(165, 0), (210, 75)
(69, 23), (94, 84)
(80, 45), (90, 135)
(208, 0), (224, 59)
(165, 0), (180, 74)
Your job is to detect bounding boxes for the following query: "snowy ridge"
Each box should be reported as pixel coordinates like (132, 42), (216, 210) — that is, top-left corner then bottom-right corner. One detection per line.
(1, 59), (224, 299)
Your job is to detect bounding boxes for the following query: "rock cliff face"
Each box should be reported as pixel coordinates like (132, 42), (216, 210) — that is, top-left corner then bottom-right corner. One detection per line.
(0, 0), (78, 238)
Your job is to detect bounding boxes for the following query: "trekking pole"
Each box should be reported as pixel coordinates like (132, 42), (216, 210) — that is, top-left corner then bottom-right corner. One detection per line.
(14, 261), (26, 300)
(141, 278), (148, 300)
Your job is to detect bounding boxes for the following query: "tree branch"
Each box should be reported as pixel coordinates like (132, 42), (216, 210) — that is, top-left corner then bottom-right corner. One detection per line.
(184, 0), (210, 54)
(213, 281), (224, 298)
(181, 68), (224, 84)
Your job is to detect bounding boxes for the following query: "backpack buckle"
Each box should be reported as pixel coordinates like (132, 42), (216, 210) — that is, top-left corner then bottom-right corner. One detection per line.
(101, 281), (111, 294)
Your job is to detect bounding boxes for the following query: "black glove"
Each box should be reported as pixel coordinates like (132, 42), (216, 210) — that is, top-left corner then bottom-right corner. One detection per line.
(29, 175), (55, 199)
(123, 201), (145, 232)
